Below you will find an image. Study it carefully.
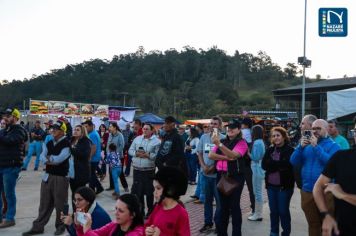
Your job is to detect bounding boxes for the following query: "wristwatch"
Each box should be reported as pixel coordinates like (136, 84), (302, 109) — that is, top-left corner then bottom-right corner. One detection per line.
(320, 211), (330, 219)
(218, 143), (223, 148)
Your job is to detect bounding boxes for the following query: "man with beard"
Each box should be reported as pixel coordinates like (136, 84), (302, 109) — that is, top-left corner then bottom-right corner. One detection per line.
(291, 119), (340, 236)
(0, 108), (28, 228)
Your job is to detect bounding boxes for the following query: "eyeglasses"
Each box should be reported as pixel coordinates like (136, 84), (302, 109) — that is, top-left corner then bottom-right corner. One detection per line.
(210, 122), (219, 125)
(312, 127), (322, 131)
(74, 128), (81, 131)
(73, 198), (84, 204)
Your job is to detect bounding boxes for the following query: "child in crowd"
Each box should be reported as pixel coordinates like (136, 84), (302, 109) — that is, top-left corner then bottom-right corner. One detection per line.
(145, 167), (190, 236)
(106, 143), (122, 199)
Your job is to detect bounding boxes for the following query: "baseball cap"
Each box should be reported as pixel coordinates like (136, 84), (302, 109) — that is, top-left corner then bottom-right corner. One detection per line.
(164, 116), (176, 123)
(82, 120), (94, 126)
(44, 119), (54, 125)
(52, 120), (67, 133)
(1, 108), (21, 119)
(225, 119), (241, 129)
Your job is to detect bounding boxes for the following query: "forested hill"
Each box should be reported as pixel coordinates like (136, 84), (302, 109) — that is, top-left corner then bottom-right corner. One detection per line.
(0, 46), (311, 118)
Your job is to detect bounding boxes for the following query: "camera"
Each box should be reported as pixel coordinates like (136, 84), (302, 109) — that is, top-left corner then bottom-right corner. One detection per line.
(138, 146), (144, 151)
(303, 130), (312, 139)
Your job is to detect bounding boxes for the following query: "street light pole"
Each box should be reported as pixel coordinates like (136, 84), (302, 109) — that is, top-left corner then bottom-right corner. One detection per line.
(301, 0), (308, 118)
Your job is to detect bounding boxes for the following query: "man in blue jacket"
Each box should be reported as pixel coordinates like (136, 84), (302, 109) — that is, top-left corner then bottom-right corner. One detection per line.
(290, 119), (340, 236)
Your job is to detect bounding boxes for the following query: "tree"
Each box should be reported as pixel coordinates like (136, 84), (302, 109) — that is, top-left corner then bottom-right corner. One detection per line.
(284, 63), (300, 79)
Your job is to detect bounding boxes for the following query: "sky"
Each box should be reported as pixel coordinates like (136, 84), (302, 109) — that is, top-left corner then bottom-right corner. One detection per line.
(0, 0), (355, 82)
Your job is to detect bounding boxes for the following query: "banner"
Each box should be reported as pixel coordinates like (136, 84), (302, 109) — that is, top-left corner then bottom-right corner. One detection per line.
(48, 101), (66, 115)
(94, 104), (109, 117)
(80, 104), (95, 116)
(29, 99), (110, 117)
(64, 103), (80, 116)
(109, 109), (121, 121)
(30, 100), (48, 114)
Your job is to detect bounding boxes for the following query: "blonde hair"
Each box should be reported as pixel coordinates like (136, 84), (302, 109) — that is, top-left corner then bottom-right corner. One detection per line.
(76, 124), (89, 139)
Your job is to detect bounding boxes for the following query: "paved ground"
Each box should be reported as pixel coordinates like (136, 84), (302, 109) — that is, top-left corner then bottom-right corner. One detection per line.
(0, 161), (308, 235)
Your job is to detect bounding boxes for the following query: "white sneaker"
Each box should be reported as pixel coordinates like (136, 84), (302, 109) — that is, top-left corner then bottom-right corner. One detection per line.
(248, 213), (263, 221)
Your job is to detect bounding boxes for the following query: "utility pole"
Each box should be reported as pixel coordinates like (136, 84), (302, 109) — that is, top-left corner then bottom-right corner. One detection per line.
(298, 0), (311, 119)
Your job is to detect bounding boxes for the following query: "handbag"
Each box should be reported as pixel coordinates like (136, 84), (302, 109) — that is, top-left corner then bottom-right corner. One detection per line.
(216, 137), (243, 196)
(217, 173), (240, 196)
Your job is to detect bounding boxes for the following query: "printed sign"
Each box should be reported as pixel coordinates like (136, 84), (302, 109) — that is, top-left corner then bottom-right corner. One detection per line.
(48, 101), (66, 114)
(319, 8), (347, 37)
(94, 104), (109, 117)
(80, 104), (95, 116)
(30, 100), (48, 114)
(64, 103), (80, 116)
(30, 99), (110, 117)
(109, 109), (121, 121)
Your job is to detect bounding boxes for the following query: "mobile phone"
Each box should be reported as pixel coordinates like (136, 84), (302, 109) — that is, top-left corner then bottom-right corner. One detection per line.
(63, 203), (69, 216)
(213, 128), (218, 136)
(303, 130), (312, 139)
(349, 129), (355, 137)
(76, 212), (87, 225)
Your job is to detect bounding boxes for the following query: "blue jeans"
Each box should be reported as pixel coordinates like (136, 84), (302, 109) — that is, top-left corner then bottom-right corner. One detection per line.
(0, 167), (21, 221)
(186, 153), (198, 182)
(204, 175), (220, 225)
(251, 162), (264, 204)
(217, 173), (245, 236)
(267, 186), (294, 236)
(194, 169), (205, 202)
(111, 167), (122, 195)
(23, 141), (43, 169)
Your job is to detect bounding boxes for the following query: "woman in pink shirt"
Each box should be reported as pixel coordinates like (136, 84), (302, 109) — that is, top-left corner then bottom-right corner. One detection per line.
(75, 194), (144, 236)
(209, 119), (248, 236)
(145, 167), (190, 236)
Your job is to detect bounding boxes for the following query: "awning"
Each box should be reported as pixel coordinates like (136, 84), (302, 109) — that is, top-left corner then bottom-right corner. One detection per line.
(184, 119), (211, 125)
(327, 87), (356, 120)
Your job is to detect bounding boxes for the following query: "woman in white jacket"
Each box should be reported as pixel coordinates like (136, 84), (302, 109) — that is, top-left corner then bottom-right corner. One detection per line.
(184, 127), (200, 185)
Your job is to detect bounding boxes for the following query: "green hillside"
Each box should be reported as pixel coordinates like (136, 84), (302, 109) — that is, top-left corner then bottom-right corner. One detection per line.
(0, 46), (311, 119)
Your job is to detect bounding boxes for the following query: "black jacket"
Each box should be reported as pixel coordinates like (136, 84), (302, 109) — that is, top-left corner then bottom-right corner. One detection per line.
(155, 128), (187, 174)
(262, 143), (295, 189)
(46, 137), (71, 176)
(0, 124), (28, 167)
(71, 137), (91, 184)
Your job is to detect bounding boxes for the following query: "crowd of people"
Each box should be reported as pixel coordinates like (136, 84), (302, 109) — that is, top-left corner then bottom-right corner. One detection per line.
(0, 107), (355, 236)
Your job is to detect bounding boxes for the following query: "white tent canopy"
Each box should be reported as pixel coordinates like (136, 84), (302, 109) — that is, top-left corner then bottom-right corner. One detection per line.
(327, 87), (356, 120)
